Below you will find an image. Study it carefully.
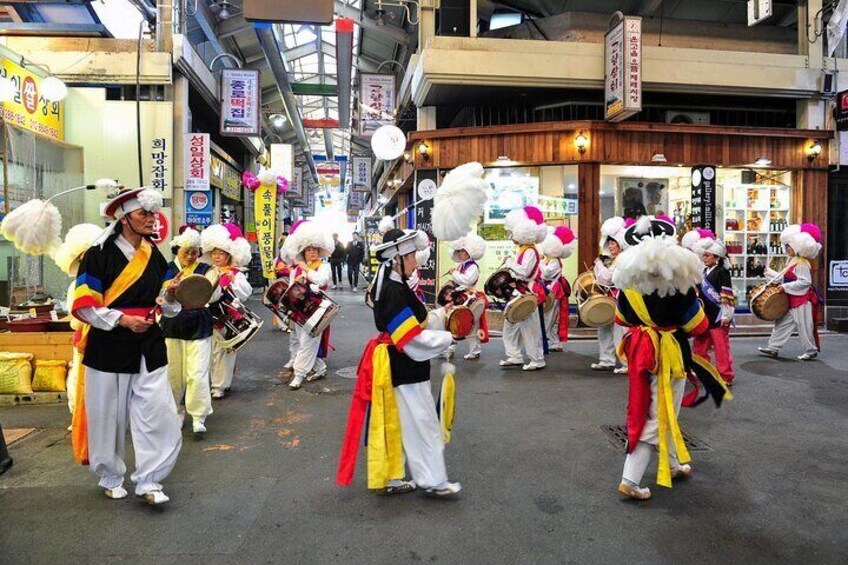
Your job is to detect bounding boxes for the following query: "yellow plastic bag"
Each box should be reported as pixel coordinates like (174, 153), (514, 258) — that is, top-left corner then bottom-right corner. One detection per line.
(31, 359), (68, 392)
(0, 352), (34, 394)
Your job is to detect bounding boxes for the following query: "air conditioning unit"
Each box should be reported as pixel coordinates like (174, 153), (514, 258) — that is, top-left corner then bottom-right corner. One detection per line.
(665, 111), (710, 125)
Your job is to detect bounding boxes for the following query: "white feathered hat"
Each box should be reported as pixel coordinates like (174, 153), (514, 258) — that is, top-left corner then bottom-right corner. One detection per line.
(449, 233), (486, 262)
(170, 225), (202, 250)
(613, 215), (701, 296)
(600, 216), (629, 252)
(541, 226), (577, 259)
(282, 218), (333, 261)
(504, 205), (547, 245)
(51, 223), (104, 276)
(680, 228), (716, 253)
(415, 231), (431, 267)
(91, 185), (165, 247)
(780, 223), (822, 260)
(378, 215), (395, 235)
(432, 162), (488, 241)
(201, 223), (252, 268)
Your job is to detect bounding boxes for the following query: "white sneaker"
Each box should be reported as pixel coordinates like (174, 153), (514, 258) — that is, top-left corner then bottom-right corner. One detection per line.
(306, 367), (327, 382)
(591, 362), (615, 371)
(614, 366), (629, 375)
(618, 482), (651, 500)
(211, 389), (225, 399)
(464, 353), (480, 360)
(424, 482), (462, 498)
(192, 419), (207, 434)
(522, 361), (546, 371)
(104, 486), (128, 500)
(290, 374), (306, 390)
(332, 285), (337, 290)
(499, 358), (524, 367)
(139, 490), (170, 505)
(549, 345), (563, 352)
(352, 287), (357, 293)
(797, 352), (818, 361)
(671, 464), (693, 479)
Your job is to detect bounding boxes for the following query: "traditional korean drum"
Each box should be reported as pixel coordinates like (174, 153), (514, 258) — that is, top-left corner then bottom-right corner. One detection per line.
(209, 290), (263, 352)
(173, 274), (215, 310)
(748, 283), (789, 321)
(446, 306), (475, 339)
(504, 293), (538, 323)
(574, 270), (615, 327)
(263, 278), (340, 337)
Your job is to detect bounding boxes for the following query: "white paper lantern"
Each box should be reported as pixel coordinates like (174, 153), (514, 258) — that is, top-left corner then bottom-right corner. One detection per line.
(370, 125), (406, 161)
(0, 76), (15, 102)
(41, 76), (68, 102)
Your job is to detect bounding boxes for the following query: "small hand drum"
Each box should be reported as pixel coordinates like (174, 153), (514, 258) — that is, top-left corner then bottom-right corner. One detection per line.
(484, 269), (517, 302)
(174, 274), (215, 310)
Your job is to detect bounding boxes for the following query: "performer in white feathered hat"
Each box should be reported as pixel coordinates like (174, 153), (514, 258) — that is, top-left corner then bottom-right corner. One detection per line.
(161, 226), (215, 434)
(70, 186), (183, 505)
(201, 222), (253, 399)
(539, 226), (577, 353)
(280, 219), (334, 390)
(758, 222), (823, 361)
(337, 226), (460, 498)
(591, 216), (632, 373)
(612, 214), (731, 502)
(499, 205), (548, 371)
(51, 223), (104, 430)
(446, 232), (489, 360)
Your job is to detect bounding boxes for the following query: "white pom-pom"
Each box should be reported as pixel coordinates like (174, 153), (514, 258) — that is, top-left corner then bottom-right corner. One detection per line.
(613, 236), (702, 296)
(96, 178), (120, 195)
(0, 199), (63, 255)
(680, 230), (702, 252)
(441, 362), (456, 377)
(433, 162), (488, 241)
(137, 189), (163, 212)
(51, 223), (104, 275)
(258, 168), (277, 186)
(378, 215), (395, 235)
(634, 215), (652, 235)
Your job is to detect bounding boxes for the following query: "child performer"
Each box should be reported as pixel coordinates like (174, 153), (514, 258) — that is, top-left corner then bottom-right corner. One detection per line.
(447, 233), (489, 360)
(592, 217), (629, 373)
(539, 226), (577, 352)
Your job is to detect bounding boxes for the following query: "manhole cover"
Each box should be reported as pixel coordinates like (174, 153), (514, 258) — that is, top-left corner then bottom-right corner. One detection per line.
(335, 366), (358, 380)
(600, 424), (712, 452)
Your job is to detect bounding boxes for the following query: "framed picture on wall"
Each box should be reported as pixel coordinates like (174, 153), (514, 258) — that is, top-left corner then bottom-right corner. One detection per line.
(618, 177), (669, 217)
(484, 175), (540, 223)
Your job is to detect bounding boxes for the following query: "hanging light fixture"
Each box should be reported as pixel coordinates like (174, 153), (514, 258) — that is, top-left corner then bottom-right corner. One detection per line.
(41, 75), (68, 102)
(806, 140), (822, 162)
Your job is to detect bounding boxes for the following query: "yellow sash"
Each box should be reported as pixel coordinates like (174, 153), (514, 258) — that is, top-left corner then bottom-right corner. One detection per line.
(367, 344), (404, 490)
(76, 239), (153, 352)
(623, 289), (691, 488)
(440, 368), (456, 444)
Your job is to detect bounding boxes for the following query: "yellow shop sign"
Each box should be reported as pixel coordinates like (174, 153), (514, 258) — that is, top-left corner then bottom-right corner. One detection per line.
(0, 57), (64, 141)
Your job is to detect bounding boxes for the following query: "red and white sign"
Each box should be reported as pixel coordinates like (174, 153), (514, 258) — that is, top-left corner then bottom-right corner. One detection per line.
(358, 73), (395, 138)
(604, 16), (642, 122)
(220, 69), (261, 137)
(151, 211), (169, 245)
(189, 191), (210, 210)
(184, 133), (210, 191)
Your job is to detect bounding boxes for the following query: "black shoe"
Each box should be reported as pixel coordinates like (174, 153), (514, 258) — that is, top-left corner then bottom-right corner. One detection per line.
(0, 457), (13, 475)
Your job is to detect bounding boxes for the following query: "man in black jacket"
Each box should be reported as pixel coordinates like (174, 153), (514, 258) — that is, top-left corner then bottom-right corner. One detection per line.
(330, 233), (346, 289)
(346, 231), (366, 292)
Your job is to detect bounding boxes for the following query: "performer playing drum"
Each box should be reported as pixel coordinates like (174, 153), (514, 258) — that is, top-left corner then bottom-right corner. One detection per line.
(161, 226), (215, 434)
(499, 206), (548, 372)
(273, 234), (292, 333)
(540, 226), (576, 353)
(201, 223), (254, 399)
(592, 216), (629, 373)
(758, 223), (823, 361)
(280, 219), (334, 390)
(447, 233), (489, 360)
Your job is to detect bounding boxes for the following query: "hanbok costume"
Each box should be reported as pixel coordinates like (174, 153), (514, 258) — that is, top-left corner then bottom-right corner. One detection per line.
(612, 216), (732, 500)
(160, 226), (214, 433)
(759, 223), (823, 361)
(447, 234), (489, 360)
(272, 247), (292, 332)
(593, 216), (630, 372)
(281, 219), (334, 390)
(539, 226), (576, 352)
(338, 228), (461, 497)
(51, 223), (103, 436)
(681, 230), (735, 385)
(500, 206), (549, 372)
(71, 187), (183, 504)
(201, 223), (253, 399)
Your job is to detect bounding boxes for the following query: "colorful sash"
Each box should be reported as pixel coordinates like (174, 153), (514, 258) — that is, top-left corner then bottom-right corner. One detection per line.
(70, 238), (153, 465)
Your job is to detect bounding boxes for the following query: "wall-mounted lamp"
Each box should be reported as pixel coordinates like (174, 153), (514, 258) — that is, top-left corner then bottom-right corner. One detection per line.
(651, 153), (668, 163)
(806, 139), (822, 162)
(754, 156), (772, 167)
(418, 141), (431, 162)
(574, 132), (588, 155)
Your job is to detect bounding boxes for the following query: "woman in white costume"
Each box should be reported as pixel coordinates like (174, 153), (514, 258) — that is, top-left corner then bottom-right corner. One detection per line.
(592, 216), (629, 373)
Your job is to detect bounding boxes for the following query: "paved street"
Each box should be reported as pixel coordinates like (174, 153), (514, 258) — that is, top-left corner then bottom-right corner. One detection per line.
(1, 290), (847, 564)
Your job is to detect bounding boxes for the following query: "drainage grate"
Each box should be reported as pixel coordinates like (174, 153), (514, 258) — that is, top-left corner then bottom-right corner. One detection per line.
(601, 424), (712, 452)
(335, 366), (358, 380)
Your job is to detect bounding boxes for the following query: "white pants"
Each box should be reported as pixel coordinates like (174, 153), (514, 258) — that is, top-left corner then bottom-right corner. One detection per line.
(598, 323), (626, 365)
(394, 381), (449, 489)
(767, 303), (818, 354)
(291, 325), (326, 378)
(67, 347), (82, 414)
(84, 357), (182, 495)
(166, 337), (213, 422)
(502, 309), (545, 364)
(621, 373), (686, 485)
(210, 341), (237, 393)
(466, 317), (482, 356)
(544, 302), (563, 350)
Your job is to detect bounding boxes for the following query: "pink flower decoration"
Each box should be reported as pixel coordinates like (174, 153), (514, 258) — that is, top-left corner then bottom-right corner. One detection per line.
(242, 171), (260, 191)
(276, 176), (289, 195)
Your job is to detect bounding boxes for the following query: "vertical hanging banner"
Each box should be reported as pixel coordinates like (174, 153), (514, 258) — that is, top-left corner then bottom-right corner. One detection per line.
(604, 15), (642, 122)
(220, 69), (261, 137)
(151, 138), (169, 193)
(414, 172), (438, 305)
(185, 133), (210, 191)
(286, 167), (304, 199)
(690, 165), (717, 234)
(254, 182), (277, 280)
(358, 73), (395, 137)
(352, 156), (372, 192)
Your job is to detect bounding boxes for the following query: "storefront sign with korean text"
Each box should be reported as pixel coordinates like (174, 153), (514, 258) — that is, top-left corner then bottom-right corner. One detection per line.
(358, 73), (395, 137)
(220, 69), (260, 137)
(151, 138), (169, 192)
(0, 56), (64, 141)
(690, 165), (717, 233)
(185, 133), (210, 191)
(352, 156), (372, 192)
(185, 190), (213, 227)
(254, 183), (278, 280)
(286, 167), (304, 199)
(604, 16), (642, 122)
